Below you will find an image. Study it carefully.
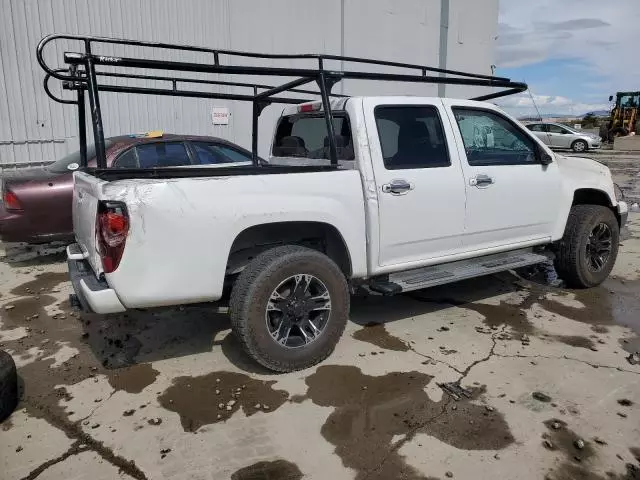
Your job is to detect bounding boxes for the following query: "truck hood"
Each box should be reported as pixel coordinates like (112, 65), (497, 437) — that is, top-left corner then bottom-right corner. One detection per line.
(554, 154), (611, 180)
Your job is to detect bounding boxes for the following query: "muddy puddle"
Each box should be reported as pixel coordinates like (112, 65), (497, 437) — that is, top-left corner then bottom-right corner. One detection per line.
(9, 271), (68, 296)
(158, 371), (289, 432)
(409, 273), (640, 353)
(0, 274), (159, 478)
(295, 365), (513, 480)
(352, 322), (409, 352)
(106, 363), (159, 394)
(461, 297), (535, 334)
(231, 459), (303, 480)
(408, 276), (536, 335)
(541, 419), (640, 480)
(539, 278), (640, 334)
(550, 335), (596, 350)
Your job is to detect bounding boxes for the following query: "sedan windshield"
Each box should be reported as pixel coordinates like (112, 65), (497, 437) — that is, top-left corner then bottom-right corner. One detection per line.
(47, 141), (114, 173)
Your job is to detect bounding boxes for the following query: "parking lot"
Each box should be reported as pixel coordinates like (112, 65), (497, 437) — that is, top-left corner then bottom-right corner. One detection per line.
(0, 205), (638, 480)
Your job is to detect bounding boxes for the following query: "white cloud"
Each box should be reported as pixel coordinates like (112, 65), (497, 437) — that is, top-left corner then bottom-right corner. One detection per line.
(499, 94), (572, 108)
(496, 93), (609, 118)
(498, 0), (640, 91)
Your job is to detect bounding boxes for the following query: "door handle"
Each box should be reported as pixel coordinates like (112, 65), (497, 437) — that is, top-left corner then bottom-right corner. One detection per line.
(382, 179), (414, 195)
(469, 174), (494, 187)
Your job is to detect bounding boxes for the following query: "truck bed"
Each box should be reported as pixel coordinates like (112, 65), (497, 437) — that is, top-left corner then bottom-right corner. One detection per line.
(71, 168), (368, 309)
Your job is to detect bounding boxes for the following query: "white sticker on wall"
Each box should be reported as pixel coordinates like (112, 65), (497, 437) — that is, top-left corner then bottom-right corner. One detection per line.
(211, 107), (230, 125)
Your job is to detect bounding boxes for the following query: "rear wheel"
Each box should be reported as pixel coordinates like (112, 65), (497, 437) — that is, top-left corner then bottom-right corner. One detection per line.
(571, 139), (588, 153)
(554, 205), (619, 288)
(229, 245), (349, 372)
(0, 350), (18, 422)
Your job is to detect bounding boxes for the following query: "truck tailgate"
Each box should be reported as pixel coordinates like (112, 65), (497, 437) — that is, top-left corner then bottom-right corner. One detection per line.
(72, 171), (106, 277)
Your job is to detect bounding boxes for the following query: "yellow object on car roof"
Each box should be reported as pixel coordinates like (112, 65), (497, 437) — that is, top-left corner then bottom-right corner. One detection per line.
(129, 130), (163, 139)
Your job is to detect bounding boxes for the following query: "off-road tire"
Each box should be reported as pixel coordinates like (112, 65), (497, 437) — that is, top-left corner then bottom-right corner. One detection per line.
(611, 126), (629, 138)
(571, 139), (588, 153)
(555, 205), (619, 288)
(229, 245), (349, 372)
(0, 350), (18, 422)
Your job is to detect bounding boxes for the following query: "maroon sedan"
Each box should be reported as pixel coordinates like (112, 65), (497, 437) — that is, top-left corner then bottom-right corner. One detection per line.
(0, 134), (255, 243)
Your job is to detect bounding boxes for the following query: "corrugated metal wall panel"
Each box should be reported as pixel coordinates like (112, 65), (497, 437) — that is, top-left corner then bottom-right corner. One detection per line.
(0, 0), (498, 166)
(445, 0), (500, 99)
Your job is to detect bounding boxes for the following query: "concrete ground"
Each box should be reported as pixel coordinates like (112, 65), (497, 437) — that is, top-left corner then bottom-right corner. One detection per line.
(1, 226), (639, 480)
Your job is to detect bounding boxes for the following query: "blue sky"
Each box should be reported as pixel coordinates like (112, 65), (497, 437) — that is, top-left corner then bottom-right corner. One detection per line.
(495, 0), (640, 117)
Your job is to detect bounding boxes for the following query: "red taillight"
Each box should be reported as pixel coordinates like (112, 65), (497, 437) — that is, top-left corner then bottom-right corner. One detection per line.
(3, 190), (22, 211)
(96, 202), (129, 273)
(298, 103), (320, 113)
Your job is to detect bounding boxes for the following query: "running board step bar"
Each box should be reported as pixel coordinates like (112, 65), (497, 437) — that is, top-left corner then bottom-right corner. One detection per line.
(369, 249), (549, 295)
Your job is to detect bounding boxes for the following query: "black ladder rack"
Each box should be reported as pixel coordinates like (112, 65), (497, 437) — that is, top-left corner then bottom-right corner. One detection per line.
(37, 33), (527, 169)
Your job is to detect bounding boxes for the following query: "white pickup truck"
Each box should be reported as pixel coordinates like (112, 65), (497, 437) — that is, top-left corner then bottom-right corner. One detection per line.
(68, 96), (628, 372)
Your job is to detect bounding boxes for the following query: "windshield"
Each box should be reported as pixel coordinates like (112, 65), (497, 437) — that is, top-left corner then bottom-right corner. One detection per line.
(47, 141), (114, 173)
(620, 95), (640, 108)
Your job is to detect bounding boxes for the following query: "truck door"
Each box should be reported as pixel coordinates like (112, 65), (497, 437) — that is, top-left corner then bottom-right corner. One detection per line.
(444, 100), (562, 251)
(363, 98), (467, 268)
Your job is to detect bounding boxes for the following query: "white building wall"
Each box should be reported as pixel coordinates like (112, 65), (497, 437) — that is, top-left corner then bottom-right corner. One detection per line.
(0, 0), (498, 166)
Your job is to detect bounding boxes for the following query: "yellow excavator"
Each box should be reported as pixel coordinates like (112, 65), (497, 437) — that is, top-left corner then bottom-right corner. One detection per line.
(601, 91), (639, 142)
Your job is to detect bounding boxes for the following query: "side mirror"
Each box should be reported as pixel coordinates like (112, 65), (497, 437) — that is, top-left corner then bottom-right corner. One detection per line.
(539, 149), (553, 165)
(609, 95), (614, 102)
(535, 144), (552, 165)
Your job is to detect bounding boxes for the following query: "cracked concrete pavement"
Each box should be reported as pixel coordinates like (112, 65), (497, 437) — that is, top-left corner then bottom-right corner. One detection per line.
(1, 216), (640, 480)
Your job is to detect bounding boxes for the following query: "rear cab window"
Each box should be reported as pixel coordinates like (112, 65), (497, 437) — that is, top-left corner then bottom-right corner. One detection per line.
(272, 114), (355, 161)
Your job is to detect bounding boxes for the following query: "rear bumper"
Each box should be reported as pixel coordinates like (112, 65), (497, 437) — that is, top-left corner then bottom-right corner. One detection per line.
(0, 207), (33, 242)
(0, 204), (72, 243)
(67, 244), (126, 314)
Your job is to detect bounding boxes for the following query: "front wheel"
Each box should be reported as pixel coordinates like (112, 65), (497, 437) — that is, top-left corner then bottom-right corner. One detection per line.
(0, 350), (18, 422)
(571, 139), (588, 153)
(229, 245), (349, 372)
(554, 205), (619, 288)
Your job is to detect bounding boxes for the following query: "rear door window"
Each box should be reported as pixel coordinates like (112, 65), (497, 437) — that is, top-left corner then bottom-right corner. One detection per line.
(112, 148), (138, 168)
(548, 124), (568, 134)
(215, 145), (252, 163)
(374, 105), (450, 170)
(135, 142), (192, 168)
(192, 142), (252, 164)
(272, 115), (354, 160)
(47, 140), (114, 172)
